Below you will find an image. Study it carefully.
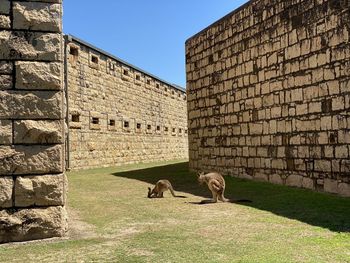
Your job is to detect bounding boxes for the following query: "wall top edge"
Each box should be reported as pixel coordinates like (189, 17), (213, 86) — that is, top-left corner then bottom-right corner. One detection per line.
(65, 34), (186, 93)
(185, 0), (254, 44)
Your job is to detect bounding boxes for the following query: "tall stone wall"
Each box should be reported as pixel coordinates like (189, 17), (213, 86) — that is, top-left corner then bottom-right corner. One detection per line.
(0, 0), (67, 242)
(66, 37), (188, 170)
(186, 0), (350, 196)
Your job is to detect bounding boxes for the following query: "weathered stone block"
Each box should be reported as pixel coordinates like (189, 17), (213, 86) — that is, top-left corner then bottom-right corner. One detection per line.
(0, 206), (67, 243)
(0, 15), (10, 28)
(0, 61), (12, 74)
(269, 173), (283, 185)
(0, 177), (13, 208)
(0, 91), (62, 120)
(302, 177), (314, 190)
(16, 62), (62, 90)
(0, 120), (12, 145)
(0, 31), (62, 61)
(314, 160), (332, 172)
(0, 1), (10, 15)
(338, 183), (350, 197)
(324, 178), (338, 194)
(0, 74), (12, 89)
(0, 145), (63, 175)
(254, 172), (268, 182)
(14, 120), (63, 144)
(15, 174), (66, 207)
(285, 174), (303, 187)
(13, 2), (61, 32)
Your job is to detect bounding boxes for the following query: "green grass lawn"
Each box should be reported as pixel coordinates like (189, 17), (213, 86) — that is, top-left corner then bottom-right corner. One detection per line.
(1, 160), (350, 262)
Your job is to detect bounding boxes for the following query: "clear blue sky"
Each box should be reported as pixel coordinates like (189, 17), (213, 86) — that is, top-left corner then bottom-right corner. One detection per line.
(63, 0), (248, 88)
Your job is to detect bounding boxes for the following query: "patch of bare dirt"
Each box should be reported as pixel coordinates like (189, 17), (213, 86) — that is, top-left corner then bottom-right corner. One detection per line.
(66, 207), (97, 239)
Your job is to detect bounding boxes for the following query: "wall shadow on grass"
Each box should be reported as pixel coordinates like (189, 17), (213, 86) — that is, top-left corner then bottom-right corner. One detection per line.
(112, 162), (350, 233)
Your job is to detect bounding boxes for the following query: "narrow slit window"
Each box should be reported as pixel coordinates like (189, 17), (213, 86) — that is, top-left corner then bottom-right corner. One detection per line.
(172, 128), (176, 133)
(91, 55), (98, 64)
(137, 123), (141, 129)
(109, 62), (115, 71)
(123, 69), (129, 76)
(92, 117), (99, 125)
(71, 114), (80, 122)
(147, 124), (152, 130)
(185, 129), (188, 134)
(156, 84), (160, 89)
(124, 121), (129, 128)
(147, 79), (151, 85)
(156, 125), (160, 131)
(136, 75), (141, 81)
(179, 128), (182, 134)
(109, 119), (115, 126)
(164, 127), (168, 132)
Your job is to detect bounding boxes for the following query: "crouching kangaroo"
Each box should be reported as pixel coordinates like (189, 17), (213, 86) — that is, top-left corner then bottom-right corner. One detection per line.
(148, 180), (186, 198)
(197, 172), (228, 203)
(197, 172), (252, 204)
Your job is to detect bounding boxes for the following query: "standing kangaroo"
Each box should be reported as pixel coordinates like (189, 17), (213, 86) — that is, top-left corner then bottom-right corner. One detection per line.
(148, 180), (186, 198)
(197, 172), (229, 203)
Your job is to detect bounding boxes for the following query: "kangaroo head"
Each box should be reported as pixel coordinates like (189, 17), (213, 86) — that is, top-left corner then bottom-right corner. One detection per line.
(147, 187), (153, 198)
(197, 171), (205, 184)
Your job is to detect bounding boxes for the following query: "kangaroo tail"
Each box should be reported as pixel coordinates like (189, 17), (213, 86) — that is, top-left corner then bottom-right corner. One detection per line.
(168, 185), (187, 198)
(174, 195), (187, 198)
(229, 199), (252, 203)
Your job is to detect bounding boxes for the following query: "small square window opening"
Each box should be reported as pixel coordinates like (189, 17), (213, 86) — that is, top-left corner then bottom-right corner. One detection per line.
(72, 114), (80, 122)
(91, 55), (98, 64)
(92, 117), (99, 125)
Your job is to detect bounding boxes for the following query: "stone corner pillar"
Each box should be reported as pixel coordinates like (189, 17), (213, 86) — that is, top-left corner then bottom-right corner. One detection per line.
(0, 0), (67, 243)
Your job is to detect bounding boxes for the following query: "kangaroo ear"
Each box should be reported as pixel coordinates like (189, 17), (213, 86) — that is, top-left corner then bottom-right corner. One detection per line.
(197, 171), (202, 177)
(148, 187), (151, 191)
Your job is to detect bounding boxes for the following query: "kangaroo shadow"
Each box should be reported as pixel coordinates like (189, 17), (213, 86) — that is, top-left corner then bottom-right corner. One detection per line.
(112, 162), (350, 233)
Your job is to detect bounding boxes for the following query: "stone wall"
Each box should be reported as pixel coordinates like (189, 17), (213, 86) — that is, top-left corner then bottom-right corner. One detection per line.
(66, 36), (188, 170)
(186, 0), (350, 196)
(0, 0), (67, 242)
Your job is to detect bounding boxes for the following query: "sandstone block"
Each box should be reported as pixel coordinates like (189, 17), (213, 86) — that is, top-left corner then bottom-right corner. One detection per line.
(0, 177), (13, 208)
(0, 120), (12, 145)
(0, 74), (12, 89)
(302, 177), (314, 190)
(0, 1), (10, 15)
(0, 90), (62, 120)
(269, 173), (283, 185)
(338, 183), (350, 197)
(324, 178), (338, 194)
(0, 206), (67, 243)
(16, 62), (62, 90)
(15, 174), (66, 207)
(314, 160), (332, 172)
(285, 174), (303, 187)
(254, 172), (268, 182)
(0, 61), (12, 74)
(0, 31), (62, 61)
(0, 145), (63, 175)
(0, 15), (10, 28)
(13, 2), (61, 32)
(14, 120), (63, 144)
